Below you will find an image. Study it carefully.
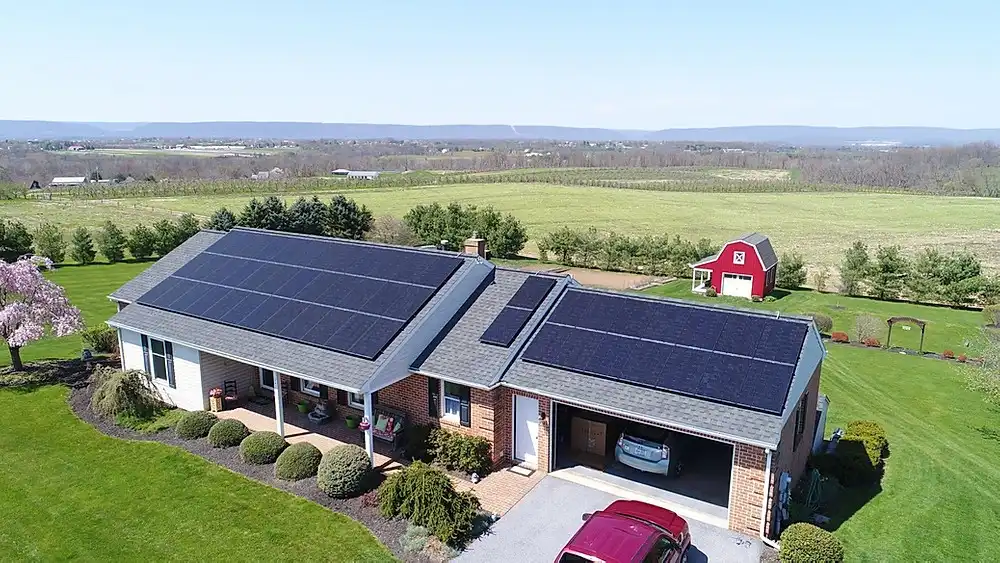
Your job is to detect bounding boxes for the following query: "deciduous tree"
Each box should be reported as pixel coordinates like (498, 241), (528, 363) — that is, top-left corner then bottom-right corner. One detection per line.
(0, 257), (83, 370)
(776, 252), (807, 289)
(0, 220), (33, 263)
(32, 222), (66, 264)
(368, 216), (418, 246)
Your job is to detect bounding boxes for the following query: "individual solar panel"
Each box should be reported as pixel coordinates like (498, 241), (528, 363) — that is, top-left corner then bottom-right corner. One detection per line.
(348, 318), (405, 358)
(507, 276), (557, 310)
(480, 307), (533, 347)
(521, 288), (809, 415)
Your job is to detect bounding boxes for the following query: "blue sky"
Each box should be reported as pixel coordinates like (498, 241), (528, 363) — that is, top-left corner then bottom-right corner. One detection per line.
(1, 1), (997, 129)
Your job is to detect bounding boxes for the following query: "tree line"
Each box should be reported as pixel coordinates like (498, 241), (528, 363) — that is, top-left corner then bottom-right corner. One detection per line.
(536, 227), (719, 277)
(831, 242), (1000, 307)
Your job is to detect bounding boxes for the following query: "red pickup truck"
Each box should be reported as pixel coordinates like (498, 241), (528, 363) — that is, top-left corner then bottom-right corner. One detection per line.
(555, 500), (691, 563)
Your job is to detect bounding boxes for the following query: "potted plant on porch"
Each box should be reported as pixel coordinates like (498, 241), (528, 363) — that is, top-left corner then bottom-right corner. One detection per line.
(208, 387), (224, 412)
(296, 399), (310, 413)
(345, 413), (360, 429)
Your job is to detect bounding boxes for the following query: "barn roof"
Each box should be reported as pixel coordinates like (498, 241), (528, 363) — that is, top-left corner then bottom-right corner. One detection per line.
(690, 232), (778, 270)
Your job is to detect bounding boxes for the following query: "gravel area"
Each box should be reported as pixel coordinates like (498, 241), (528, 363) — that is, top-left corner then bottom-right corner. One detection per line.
(68, 383), (432, 563)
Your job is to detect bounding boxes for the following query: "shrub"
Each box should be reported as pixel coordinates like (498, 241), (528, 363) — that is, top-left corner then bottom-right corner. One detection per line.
(399, 523), (431, 554)
(81, 325), (119, 354)
(430, 428), (492, 476)
(317, 444), (373, 498)
(764, 295), (777, 302)
(402, 423), (435, 461)
(89, 366), (163, 419)
(378, 461), (481, 546)
(984, 304), (1000, 327)
(779, 523), (845, 563)
(207, 419), (250, 448)
(855, 314), (881, 341)
(117, 407), (184, 434)
(811, 313), (834, 334)
(958, 354), (968, 362)
(831, 331), (849, 343)
(705, 287), (717, 297)
(175, 410), (219, 440)
(275, 442), (323, 481)
(845, 420), (888, 459)
(239, 431), (288, 465)
(862, 337), (880, 348)
(776, 252), (808, 289)
(943, 349), (955, 359)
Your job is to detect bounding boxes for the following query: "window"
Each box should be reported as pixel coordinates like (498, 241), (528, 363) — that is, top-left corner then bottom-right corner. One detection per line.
(260, 368), (275, 391)
(733, 251), (746, 265)
(793, 393), (809, 451)
(641, 536), (677, 563)
(442, 381), (464, 421)
(349, 392), (365, 409)
(149, 338), (168, 382)
(300, 379), (321, 397)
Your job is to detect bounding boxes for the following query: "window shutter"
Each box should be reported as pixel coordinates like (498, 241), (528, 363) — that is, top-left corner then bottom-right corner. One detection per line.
(427, 377), (439, 418)
(371, 390), (379, 405)
(337, 390), (348, 406)
(459, 385), (471, 428)
(319, 385), (329, 401)
(289, 376), (301, 392)
(140, 335), (151, 374)
(164, 342), (176, 389)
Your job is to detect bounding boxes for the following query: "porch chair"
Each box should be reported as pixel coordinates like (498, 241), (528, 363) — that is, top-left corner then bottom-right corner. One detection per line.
(223, 379), (239, 409)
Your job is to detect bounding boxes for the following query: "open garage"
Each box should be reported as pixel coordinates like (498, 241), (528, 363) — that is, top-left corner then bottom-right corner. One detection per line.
(551, 402), (735, 524)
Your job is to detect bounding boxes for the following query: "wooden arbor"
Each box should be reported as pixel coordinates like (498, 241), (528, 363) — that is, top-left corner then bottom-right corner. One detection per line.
(886, 316), (927, 353)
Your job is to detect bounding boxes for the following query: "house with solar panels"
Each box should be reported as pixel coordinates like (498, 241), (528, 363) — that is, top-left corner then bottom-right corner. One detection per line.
(689, 233), (778, 299)
(106, 227), (826, 539)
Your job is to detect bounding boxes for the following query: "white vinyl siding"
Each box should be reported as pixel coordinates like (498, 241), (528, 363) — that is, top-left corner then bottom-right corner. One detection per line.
(118, 328), (205, 411)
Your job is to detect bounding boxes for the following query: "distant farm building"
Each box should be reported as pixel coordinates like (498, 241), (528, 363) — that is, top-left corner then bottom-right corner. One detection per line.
(347, 171), (380, 180)
(689, 233), (778, 299)
(28, 180), (41, 190)
(49, 176), (87, 187)
(331, 168), (351, 175)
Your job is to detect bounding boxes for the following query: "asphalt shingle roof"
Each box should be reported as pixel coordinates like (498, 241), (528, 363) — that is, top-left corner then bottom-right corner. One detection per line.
(739, 232), (778, 270)
(109, 230), (225, 302)
(413, 268), (568, 387)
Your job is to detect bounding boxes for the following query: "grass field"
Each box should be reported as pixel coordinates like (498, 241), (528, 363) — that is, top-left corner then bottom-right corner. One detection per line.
(4, 183), (1000, 273)
(646, 280), (986, 355)
(0, 386), (393, 562)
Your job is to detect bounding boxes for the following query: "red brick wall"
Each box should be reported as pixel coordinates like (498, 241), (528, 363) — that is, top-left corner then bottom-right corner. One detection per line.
(496, 387), (551, 472)
(729, 443), (766, 536)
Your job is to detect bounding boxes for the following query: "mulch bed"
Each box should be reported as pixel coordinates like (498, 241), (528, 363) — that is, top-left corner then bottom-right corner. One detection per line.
(821, 337), (983, 366)
(67, 381), (434, 563)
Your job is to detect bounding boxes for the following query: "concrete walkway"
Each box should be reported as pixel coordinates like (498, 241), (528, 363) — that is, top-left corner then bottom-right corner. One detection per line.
(217, 407), (543, 515)
(458, 476), (762, 563)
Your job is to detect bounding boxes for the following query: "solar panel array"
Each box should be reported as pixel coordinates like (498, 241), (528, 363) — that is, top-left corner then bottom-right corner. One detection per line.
(521, 289), (808, 415)
(480, 276), (557, 347)
(136, 229), (463, 360)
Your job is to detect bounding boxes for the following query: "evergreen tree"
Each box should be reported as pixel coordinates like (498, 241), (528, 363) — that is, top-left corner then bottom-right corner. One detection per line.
(95, 221), (127, 263)
(238, 196), (288, 230)
(70, 227), (96, 264)
(0, 220), (33, 262)
(287, 196), (330, 235)
(206, 207), (237, 231)
(152, 220), (180, 255)
(868, 245), (909, 300)
(174, 213), (202, 244)
(127, 224), (157, 260)
(33, 222), (66, 263)
(906, 248), (944, 303)
(839, 241), (870, 296)
(776, 252), (808, 289)
(327, 195), (374, 240)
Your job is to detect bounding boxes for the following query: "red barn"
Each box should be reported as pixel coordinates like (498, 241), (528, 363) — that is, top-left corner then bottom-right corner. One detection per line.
(689, 233), (778, 299)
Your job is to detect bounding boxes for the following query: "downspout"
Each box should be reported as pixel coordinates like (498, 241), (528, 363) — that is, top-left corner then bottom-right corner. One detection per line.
(759, 449), (780, 550)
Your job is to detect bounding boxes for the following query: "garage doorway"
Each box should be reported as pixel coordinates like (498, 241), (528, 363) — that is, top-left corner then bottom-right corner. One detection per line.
(722, 273), (753, 298)
(552, 402), (733, 524)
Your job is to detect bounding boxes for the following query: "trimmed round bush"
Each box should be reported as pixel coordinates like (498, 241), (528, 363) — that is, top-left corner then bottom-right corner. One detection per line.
(317, 444), (373, 498)
(275, 442), (323, 481)
(811, 313), (834, 334)
(207, 419), (250, 448)
(175, 410), (219, 440)
(779, 523), (844, 563)
(239, 431), (288, 465)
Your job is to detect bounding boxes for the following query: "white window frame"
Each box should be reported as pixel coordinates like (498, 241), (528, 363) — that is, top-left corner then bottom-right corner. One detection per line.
(259, 367), (276, 391)
(149, 338), (168, 383)
(300, 378), (321, 397)
(441, 380), (464, 423)
(733, 251), (746, 265)
(348, 392), (365, 410)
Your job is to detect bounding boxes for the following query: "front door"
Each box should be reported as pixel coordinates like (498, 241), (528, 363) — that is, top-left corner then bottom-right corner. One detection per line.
(514, 395), (539, 467)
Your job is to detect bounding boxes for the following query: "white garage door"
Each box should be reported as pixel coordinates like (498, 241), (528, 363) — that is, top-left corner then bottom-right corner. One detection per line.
(721, 273), (753, 298)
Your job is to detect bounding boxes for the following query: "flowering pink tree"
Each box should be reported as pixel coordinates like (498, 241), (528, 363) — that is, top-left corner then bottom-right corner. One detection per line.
(0, 256), (83, 370)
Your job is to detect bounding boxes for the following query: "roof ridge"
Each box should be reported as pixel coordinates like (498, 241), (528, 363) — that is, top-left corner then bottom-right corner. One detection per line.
(229, 227), (474, 260)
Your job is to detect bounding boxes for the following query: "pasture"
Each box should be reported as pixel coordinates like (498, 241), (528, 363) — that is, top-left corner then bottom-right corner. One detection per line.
(4, 181), (1000, 273)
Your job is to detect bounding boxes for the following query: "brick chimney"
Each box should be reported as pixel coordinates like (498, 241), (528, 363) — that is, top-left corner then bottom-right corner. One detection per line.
(464, 233), (487, 258)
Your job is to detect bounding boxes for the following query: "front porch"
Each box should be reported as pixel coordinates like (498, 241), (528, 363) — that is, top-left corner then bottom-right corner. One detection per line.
(216, 402), (544, 515)
(691, 267), (711, 293)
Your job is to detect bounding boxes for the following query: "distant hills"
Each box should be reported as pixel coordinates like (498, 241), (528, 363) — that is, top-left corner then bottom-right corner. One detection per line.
(2, 120), (999, 146)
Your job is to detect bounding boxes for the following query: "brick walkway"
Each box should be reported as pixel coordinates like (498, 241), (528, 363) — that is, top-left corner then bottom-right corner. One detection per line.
(217, 406), (543, 515)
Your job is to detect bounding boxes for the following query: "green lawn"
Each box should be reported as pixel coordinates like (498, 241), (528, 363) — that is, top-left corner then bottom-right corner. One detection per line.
(820, 346), (1000, 562)
(0, 262), (152, 366)
(0, 385), (394, 562)
(645, 280), (985, 355)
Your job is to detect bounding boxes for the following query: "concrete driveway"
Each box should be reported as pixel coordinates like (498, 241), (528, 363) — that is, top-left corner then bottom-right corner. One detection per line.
(458, 476), (761, 563)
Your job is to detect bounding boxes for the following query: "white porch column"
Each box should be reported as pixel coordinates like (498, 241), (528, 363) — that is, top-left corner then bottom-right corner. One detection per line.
(692, 269), (697, 291)
(363, 391), (374, 467)
(274, 383), (285, 437)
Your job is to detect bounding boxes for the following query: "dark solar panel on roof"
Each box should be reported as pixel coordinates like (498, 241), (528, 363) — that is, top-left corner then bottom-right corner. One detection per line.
(136, 229), (463, 360)
(479, 275), (558, 348)
(521, 289), (807, 415)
